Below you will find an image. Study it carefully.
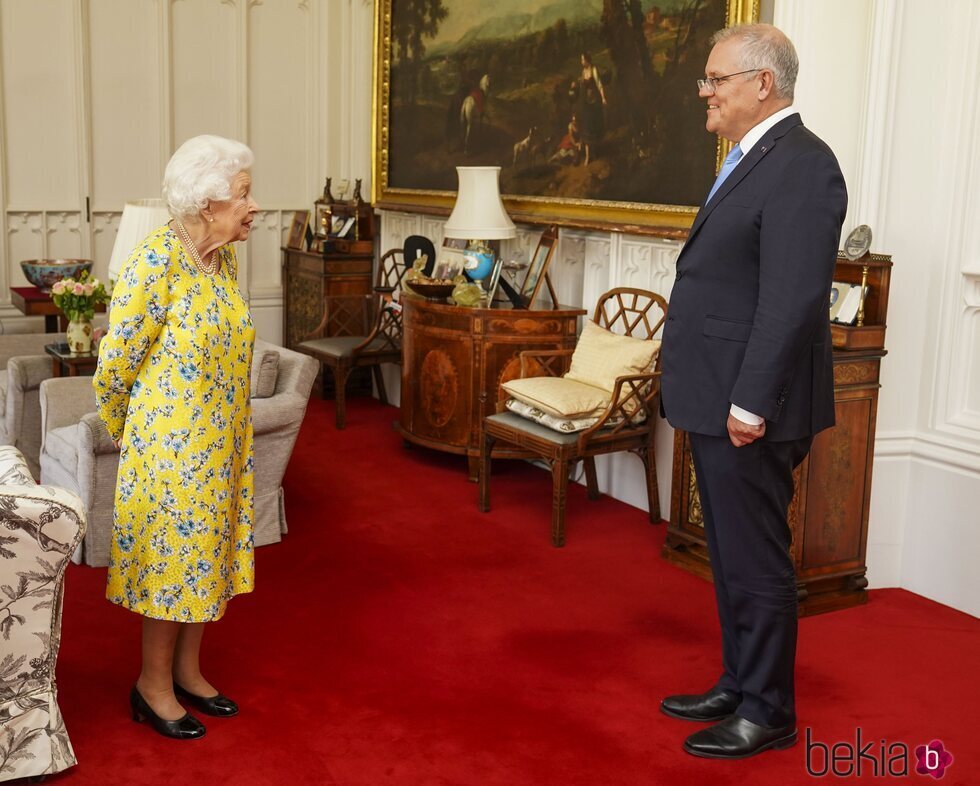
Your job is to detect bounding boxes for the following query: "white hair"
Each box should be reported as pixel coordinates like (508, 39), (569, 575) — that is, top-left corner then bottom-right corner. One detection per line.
(711, 23), (799, 101)
(162, 135), (254, 221)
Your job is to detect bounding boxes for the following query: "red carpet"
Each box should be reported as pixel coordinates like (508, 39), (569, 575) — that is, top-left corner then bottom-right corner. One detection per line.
(47, 397), (977, 785)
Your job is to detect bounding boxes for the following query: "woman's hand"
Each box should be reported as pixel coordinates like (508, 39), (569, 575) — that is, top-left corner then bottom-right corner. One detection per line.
(112, 437), (123, 450)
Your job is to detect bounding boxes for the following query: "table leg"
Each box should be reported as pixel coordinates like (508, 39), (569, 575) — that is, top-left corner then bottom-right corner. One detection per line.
(68, 363), (79, 377)
(51, 359), (61, 378)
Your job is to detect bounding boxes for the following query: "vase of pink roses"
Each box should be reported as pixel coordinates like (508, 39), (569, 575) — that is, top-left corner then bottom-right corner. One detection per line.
(50, 271), (109, 354)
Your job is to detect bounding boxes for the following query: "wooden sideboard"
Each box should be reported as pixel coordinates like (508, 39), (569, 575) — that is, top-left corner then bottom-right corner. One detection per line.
(663, 252), (892, 616)
(398, 296), (586, 480)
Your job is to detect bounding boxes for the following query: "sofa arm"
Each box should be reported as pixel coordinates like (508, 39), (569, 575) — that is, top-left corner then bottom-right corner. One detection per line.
(8, 354), (54, 391)
(39, 377), (98, 434)
(79, 411), (119, 455)
(252, 393), (311, 436)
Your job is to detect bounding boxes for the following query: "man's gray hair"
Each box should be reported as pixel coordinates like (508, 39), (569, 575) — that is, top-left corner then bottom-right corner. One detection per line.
(711, 23), (798, 101)
(162, 135), (254, 221)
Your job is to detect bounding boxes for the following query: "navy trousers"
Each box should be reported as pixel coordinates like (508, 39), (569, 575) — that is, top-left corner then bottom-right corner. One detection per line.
(688, 431), (813, 728)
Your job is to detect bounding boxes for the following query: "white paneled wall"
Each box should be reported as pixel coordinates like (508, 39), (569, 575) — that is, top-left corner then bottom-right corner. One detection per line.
(0, 0), (369, 345)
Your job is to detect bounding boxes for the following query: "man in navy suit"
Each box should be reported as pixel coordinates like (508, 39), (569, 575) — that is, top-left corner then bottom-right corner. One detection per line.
(659, 24), (847, 759)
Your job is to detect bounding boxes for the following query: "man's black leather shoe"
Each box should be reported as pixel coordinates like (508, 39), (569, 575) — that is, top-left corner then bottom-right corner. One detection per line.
(660, 687), (740, 721)
(683, 715), (798, 759)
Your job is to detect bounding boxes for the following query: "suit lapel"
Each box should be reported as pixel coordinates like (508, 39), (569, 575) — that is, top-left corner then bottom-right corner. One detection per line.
(682, 114), (803, 252)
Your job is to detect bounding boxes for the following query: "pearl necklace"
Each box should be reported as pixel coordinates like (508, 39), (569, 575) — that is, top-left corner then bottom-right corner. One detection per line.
(174, 221), (219, 275)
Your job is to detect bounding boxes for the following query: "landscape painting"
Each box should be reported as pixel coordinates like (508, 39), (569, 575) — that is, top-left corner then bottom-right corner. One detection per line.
(373, 0), (758, 231)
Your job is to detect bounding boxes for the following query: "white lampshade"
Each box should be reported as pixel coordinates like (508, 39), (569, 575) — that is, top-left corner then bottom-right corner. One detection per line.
(108, 199), (171, 282)
(443, 166), (516, 240)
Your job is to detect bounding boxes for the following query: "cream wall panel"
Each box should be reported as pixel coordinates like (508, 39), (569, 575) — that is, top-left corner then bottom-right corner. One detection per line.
(171, 0), (239, 143)
(6, 214), (45, 283)
(88, 0), (164, 210)
(91, 212), (121, 282)
(247, 0), (310, 207)
(0, 0), (82, 207)
(45, 212), (85, 260)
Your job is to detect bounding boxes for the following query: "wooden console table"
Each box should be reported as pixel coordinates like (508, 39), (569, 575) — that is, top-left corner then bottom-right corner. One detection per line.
(398, 296), (585, 480)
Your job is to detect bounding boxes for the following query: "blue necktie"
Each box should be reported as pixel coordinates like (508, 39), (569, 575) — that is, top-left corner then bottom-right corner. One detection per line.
(706, 144), (743, 203)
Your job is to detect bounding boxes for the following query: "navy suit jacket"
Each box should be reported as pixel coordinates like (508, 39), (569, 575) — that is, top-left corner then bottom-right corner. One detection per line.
(661, 113), (848, 441)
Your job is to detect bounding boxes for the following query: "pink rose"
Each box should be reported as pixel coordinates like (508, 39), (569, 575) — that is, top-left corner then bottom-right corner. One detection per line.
(83, 283), (94, 296)
(51, 281), (66, 295)
(72, 282), (84, 295)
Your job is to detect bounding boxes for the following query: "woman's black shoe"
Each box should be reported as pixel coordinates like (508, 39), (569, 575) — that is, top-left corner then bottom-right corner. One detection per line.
(174, 681), (239, 717)
(130, 686), (206, 740)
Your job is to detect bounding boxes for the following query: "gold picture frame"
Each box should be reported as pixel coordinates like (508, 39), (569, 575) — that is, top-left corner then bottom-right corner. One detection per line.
(372, 0), (759, 235)
(287, 210), (310, 250)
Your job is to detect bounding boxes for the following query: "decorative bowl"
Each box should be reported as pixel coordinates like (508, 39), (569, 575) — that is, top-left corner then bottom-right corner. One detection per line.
(20, 259), (93, 291)
(405, 280), (455, 300)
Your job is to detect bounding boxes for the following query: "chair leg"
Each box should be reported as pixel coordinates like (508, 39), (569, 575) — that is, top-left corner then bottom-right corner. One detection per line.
(645, 442), (661, 523)
(478, 432), (496, 512)
(551, 457), (569, 547)
(372, 365), (389, 405)
(583, 457), (600, 500)
(333, 365), (351, 429)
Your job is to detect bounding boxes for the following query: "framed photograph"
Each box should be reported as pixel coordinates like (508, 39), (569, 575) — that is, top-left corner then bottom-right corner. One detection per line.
(287, 210), (310, 250)
(520, 226), (558, 308)
(443, 237), (468, 250)
(432, 247), (467, 281)
(372, 0), (758, 233)
(335, 216), (357, 239)
(485, 256), (505, 304)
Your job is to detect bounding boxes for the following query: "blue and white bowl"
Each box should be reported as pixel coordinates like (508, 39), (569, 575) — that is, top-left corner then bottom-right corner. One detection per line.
(20, 259), (93, 291)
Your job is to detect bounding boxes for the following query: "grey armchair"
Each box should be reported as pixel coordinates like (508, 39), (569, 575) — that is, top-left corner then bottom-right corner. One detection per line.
(0, 332), (64, 478)
(38, 339), (318, 566)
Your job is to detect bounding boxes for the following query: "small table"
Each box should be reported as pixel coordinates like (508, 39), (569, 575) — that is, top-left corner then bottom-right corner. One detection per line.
(45, 343), (98, 377)
(10, 287), (106, 333)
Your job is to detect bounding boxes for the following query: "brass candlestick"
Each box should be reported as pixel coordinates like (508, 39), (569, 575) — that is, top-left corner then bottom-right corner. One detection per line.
(856, 265), (869, 327)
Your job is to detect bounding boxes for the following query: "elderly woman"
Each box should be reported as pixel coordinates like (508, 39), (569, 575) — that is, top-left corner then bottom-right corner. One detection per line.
(93, 134), (258, 740)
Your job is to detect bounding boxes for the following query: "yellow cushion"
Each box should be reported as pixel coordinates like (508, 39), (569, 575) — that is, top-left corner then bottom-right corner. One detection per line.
(501, 376), (609, 419)
(565, 321), (660, 393)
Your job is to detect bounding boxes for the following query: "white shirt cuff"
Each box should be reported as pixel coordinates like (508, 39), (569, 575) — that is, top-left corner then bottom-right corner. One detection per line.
(730, 404), (764, 426)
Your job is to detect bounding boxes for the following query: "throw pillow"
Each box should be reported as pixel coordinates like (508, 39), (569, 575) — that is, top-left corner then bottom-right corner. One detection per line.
(565, 321), (660, 393)
(501, 376), (609, 419)
(250, 349), (280, 399)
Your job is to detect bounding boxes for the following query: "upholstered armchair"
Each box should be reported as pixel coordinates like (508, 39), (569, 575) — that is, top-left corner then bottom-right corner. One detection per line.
(0, 332), (65, 479)
(0, 445), (85, 782)
(38, 339), (318, 566)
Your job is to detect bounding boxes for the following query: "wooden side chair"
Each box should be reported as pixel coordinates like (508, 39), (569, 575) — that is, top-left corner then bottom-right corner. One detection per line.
(296, 248), (406, 428)
(479, 287), (668, 547)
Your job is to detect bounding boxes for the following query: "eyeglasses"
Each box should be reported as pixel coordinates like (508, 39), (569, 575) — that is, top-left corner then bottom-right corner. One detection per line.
(697, 69), (760, 95)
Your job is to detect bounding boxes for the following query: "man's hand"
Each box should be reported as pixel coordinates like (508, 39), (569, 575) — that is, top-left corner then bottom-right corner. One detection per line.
(727, 413), (765, 447)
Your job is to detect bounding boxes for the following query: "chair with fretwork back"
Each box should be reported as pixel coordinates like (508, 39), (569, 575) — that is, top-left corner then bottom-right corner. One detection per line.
(479, 287), (668, 546)
(296, 248), (406, 428)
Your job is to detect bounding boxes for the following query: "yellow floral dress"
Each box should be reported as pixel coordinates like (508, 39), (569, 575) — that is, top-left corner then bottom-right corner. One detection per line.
(94, 225), (255, 622)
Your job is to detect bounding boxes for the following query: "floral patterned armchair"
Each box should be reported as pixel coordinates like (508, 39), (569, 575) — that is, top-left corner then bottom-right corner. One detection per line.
(0, 445), (85, 781)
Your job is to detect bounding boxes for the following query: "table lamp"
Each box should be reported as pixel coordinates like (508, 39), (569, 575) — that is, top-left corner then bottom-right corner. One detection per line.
(443, 167), (516, 296)
(107, 199), (171, 283)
